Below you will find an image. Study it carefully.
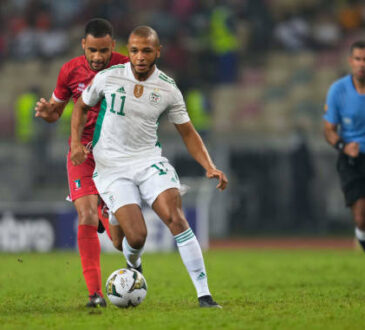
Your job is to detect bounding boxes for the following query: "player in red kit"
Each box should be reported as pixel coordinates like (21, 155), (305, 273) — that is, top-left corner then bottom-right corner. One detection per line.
(35, 18), (129, 307)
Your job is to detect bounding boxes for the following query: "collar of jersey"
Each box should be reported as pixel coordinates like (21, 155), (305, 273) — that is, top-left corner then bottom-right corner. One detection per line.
(126, 62), (159, 84)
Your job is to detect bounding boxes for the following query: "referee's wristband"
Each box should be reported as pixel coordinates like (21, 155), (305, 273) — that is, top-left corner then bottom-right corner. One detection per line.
(334, 139), (345, 152)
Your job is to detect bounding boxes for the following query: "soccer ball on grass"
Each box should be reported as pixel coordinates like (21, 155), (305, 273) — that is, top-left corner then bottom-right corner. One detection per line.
(105, 268), (147, 308)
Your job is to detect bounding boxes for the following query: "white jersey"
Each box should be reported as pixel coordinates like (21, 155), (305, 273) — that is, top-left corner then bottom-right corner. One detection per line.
(81, 62), (190, 170)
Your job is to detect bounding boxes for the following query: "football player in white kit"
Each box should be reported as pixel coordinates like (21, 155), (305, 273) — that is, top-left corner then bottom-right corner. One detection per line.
(71, 26), (228, 308)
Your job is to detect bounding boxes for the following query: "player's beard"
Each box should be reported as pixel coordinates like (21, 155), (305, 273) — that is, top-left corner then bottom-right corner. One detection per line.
(91, 59), (109, 71)
(356, 70), (365, 85)
(85, 53), (110, 71)
(131, 55), (158, 80)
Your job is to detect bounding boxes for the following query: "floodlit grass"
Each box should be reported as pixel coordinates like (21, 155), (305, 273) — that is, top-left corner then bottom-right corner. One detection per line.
(0, 249), (365, 329)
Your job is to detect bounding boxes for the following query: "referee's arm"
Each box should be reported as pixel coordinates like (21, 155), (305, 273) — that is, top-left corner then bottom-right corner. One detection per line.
(324, 120), (359, 157)
(324, 120), (341, 146)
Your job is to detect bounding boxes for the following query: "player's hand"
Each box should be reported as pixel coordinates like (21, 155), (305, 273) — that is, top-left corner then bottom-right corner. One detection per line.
(344, 142), (359, 158)
(70, 142), (90, 166)
(34, 98), (53, 119)
(206, 168), (228, 191)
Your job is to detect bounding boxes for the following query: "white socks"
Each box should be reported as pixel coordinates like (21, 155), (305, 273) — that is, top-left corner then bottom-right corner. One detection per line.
(355, 227), (365, 241)
(175, 228), (211, 298)
(122, 237), (143, 268)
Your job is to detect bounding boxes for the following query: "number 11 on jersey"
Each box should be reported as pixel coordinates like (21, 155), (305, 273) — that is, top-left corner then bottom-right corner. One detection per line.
(110, 93), (126, 116)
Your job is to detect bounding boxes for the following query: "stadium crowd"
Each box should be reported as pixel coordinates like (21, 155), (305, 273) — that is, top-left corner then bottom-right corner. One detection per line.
(0, 0), (365, 88)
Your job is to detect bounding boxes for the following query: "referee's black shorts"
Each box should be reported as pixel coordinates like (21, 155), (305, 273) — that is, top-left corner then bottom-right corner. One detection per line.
(337, 153), (365, 206)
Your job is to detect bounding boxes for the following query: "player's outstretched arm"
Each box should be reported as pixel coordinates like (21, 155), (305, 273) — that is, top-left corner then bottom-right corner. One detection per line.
(175, 121), (228, 191)
(70, 97), (91, 166)
(34, 96), (67, 123)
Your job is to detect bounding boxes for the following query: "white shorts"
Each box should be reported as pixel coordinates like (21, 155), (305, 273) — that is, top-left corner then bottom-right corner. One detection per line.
(94, 158), (180, 214)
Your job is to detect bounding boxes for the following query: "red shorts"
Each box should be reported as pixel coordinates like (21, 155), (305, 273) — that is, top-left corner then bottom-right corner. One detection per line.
(67, 150), (98, 201)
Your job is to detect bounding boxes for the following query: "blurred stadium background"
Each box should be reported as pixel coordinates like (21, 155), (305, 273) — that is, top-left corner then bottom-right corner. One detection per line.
(0, 0), (362, 252)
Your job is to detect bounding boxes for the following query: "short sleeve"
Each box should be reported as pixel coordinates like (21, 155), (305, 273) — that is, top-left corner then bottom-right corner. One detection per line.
(82, 72), (105, 107)
(167, 87), (190, 124)
(323, 83), (340, 124)
(53, 63), (71, 102)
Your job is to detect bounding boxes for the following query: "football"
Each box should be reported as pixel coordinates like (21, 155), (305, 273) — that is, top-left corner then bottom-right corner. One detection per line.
(105, 268), (147, 308)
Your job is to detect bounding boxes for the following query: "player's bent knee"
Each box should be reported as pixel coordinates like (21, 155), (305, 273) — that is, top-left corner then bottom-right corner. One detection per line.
(128, 234), (146, 250)
(77, 207), (99, 226)
(166, 215), (189, 235)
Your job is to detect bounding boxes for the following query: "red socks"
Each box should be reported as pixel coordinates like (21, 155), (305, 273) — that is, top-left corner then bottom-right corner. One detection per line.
(78, 225), (102, 297)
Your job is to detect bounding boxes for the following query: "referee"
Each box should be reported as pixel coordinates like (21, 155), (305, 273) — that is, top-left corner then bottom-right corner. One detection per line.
(324, 40), (365, 251)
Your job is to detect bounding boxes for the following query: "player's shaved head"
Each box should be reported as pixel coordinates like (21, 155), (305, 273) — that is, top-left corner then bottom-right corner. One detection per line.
(128, 26), (160, 46)
(127, 26), (161, 81)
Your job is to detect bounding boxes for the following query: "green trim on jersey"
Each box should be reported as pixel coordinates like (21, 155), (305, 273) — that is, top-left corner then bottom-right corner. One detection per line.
(99, 64), (125, 74)
(158, 73), (176, 86)
(155, 113), (163, 148)
(92, 98), (107, 147)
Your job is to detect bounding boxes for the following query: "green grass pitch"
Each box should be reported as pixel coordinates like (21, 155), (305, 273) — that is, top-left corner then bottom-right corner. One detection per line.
(1, 249), (365, 329)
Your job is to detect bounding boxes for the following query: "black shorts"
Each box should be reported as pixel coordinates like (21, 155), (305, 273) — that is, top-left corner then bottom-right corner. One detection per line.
(337, 153), (365, 206)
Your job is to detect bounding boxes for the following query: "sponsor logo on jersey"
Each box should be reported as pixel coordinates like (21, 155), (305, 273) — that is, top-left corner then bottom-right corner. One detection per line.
(77, 83), (86, 92)
(149, 91), (161, 104)
(116, 87), (126, 94)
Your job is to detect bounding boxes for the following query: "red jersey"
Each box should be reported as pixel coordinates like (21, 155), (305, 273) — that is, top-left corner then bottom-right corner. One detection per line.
(53, 52), (129, 143)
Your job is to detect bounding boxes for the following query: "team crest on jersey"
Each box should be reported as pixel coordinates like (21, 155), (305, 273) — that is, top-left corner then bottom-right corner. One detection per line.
(134, 84), (144, 98)
(74, 179), (81, 190)
(343, 117), (352, 125)
(149, 91), (161, 104)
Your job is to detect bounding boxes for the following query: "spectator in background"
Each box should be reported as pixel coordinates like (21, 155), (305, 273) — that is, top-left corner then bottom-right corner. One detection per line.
(10, 22), (38, 60)
(170, 0), (196, 23)
(183, 2), (212, 82)
(243, 0), (274, 53)
(15, 86), (39, 144)
(338, 0), (364, 32)
(146, 2), (179, 41)
(311, 11), (341, 50)
(162, 29), (190, 83)
(48, 0), (82, 27)
(35, 9), (68, 61)
(7, 4), (68, 61)
(15, 86), (50, 183)
(209, 4), (239, 84)
(289, 127), (315, 229)
(186, 83), (212, 137)
(274, 10), (312, 52)
(56, 101), (74, 139)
